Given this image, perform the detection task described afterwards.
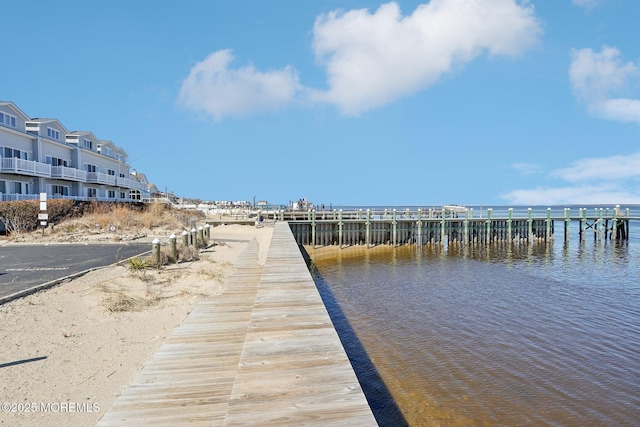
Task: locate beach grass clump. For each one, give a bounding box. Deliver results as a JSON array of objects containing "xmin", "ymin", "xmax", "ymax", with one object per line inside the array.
[
  {"xmin": 81, "ymin": 202, "xmax": 199, "ymax": 231},
  {"xmin": 101, "ymin": 287, "xmax": 161, "ymax": 312},
  {"xmin": 128, "ymin": 256, "xmax": 148, "ymax": 271},
  {"xmin": 178, "ymin": 245, "xmax": 200, "ymax": 262}
]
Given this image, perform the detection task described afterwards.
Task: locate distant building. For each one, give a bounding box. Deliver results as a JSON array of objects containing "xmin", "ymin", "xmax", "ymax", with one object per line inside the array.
[{"xmin": 0, "ymin": 101, "xmax": 152, "ymax": 202}]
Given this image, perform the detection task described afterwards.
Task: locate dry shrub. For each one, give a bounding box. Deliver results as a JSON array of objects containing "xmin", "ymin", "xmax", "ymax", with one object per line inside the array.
[
  {"xmin": 73, "ymin": 202, "xmax": 186, "ymax": 231},
  {"xmin": 140, "ymin": 203, "xmax": 175, "ymax": 229},
  {"xmin": 197, "ymin": 268, "xmax": 224, "ymax": 282},
  {"xmin": 0, "ymin": 200, "xmax": 39, "ymax": 235},
  {"xmin": 178, "ymin": 287, "xmax": 209, "ymax": 298},
  {"xmin": 15, "ymin": 200, "xmax": 206, "ymax": 241},
  {"xmin": 87, "ymin": 200, "xmax": 111, "ymax": 215},
  {"xmin": 102, "ymin": 288, "xmax": 161, "ymax": 312},
  {"xmin": 179, "ymin": 245, "xmax": 200, "ymax": 262},
  {"xmin": 47, "ymin": 199, "xmax": 75, "ymax": 223}
]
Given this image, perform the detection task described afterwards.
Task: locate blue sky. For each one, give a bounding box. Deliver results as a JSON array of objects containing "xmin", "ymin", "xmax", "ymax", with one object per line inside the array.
[{"xmin": 2, "ymin": 0, "xmax": 639, "ymax": 207}]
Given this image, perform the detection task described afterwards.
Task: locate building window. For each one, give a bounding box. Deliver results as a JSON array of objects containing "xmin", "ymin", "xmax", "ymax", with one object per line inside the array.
[
  {"xmin": 0, "ymin": 112, "xmax": 17, "ymax": 128},
  {"xmin": 87, "ymin": 188, "xmax": 97, "ymax": 198},
  {"xmin": 14, "ymin": 182, "xmax": 28, "ymax": 194},
  {"xmin": 120, "ymin": 191, "xmax": 126, "ymax": 199},
  {"xmin": 108, "ymin": 190, "xmax": 116, "ymax": 198},
  {"xmin": 45, "ymin": 156, "xmax": 68, "ymax": 167},
  {"xmin": 103, "ymin": 147, "xmax": 112, "ymax": 156},
  {"xmin": 3, "ymin": 147, "xmax": 27, "ymax": 160},
  {"xmin": 47, "ymin": 127, "xmax": 60, "ymax": 140},
  {"xmin": 52, "ymin": 185, "xmax": 69, "ymax": 196},
  {"xmin": 106, "ymin": 169, "xmax": 115, "ymax": 176},
  {"xmin": 83, "ymin": 139, "xmax": 93, "ymax": 149},
  {"xmin": 84, "ymin": 163, "xmax": 98, "ymax": 173},
  {"xmin": 0, "ymin": 180, "xmax": 5, "ymax": 193}
]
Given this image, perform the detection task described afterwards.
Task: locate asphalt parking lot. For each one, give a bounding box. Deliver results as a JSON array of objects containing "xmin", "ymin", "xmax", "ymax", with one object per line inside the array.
[{"xmin": 0, "ymin": 243, "xmax": 151, "ymax": 303}]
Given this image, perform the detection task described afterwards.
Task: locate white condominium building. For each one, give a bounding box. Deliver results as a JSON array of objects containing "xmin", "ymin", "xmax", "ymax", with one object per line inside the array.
[{"xmin": 0, "ymin": 101, "xmax": 150, "ymax": 202}]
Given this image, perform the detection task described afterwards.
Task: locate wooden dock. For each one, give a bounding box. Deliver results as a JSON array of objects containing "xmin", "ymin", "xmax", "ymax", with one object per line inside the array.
[
  {"xmin": 283, "ymin": 206, "xmax": 638, "ymax": 247},
  {"xmin": 97, "ymin": 223, "xmax": 376, "ymax": 426}
]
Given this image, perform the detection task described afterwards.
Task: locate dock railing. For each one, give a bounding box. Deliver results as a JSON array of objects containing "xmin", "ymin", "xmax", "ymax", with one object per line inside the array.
[{"xmin": 272, "ymin": 206, "xmax": 639, "ymax": 247}]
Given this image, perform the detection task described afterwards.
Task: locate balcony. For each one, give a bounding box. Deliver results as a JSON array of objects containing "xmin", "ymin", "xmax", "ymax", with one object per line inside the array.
[
  {"xmin": 51, "ymin": 166, "xmax": 87, "ymax": 182},
  {"xmin": 86, "ymin": 172, "xmax": 116, "ymax": 185},
  {"xmin": 1, "ymin": 158, "xmax": 51, "ymax": 177},
  {"xmin": 116, "ymin": 177, "xmax": 139, "ymax": 189}
]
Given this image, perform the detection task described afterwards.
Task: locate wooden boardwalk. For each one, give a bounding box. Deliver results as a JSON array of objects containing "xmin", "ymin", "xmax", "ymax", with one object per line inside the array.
[{"xmin": 97, "ymin": 223, "xmax": 376, "ymax": 426}]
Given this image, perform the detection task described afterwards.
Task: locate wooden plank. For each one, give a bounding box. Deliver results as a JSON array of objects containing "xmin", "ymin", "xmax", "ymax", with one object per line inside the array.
[
  {"xmin": 224, "ymin": 223, "xmax": 376, "ymax": 426},
  {"xmin": 96, "ymin": 239, "xmax": 264, "ymax": 426},
  {"xmin": 97, "ymin": 224, "xmax": 377, "ymax": 426}
]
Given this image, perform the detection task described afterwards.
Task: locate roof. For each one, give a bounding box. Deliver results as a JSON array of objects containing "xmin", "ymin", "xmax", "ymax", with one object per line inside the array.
[
  {"xmin": 27, "ymin": 118, "xmax": 71, "ymax": 134},
  {"xmin": 0, "ymin": 101, "xmax": 31, "ymax": 121},
  {"xmin": 67, "ymin": 130, "xmax": 100, "ymax": 143}
]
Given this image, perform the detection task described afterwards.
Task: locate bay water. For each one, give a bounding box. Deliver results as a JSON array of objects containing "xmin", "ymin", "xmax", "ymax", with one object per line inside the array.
[{"xmin": 307, "ymin": 205, "xmax": 640, "ymax": 426}]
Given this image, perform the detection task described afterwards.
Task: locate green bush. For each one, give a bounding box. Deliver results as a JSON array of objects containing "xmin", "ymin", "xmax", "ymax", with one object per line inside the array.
[{"xmin": 128, "ymin": 256, "xmax": 148, "ymax": 271}]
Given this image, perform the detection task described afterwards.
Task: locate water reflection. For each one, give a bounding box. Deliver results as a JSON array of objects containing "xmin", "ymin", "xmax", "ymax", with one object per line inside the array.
[{"xmin": 307, "ymin": 240, "xmax": 640, "ymax": 426}]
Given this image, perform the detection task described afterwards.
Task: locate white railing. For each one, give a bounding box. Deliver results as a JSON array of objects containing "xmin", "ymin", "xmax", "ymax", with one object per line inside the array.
[
  {"xmin": 0, "ymin": 194, "xmax": 145, "ymax": 203},
  {"xmin": 0, "ymin": 193, "xmax": 40, "ymax": 201},
  {"xmin": 1, "ymin": 158, "xmax": 51, "ymax": 177},
  {"xmin": 131, "ymin": 180, "xmax": 147, "ymax": 191},
  {"xmin": 0, "ymin": 158, "xmax": 152, "ymax": 202},
  {"xmin": 86, "ymin": 172, "xmax": 116, "ymax": 185},
  {"xmin": 51, "ymin": 166, "xmax": 87, "ymax": 181},
  {"xmin": 117, "ymin": 177, "xmax": 134, "ymax": 188},
  {"xmin": 116, "ymin": 177, "xmax": 146, "ymax": 190},
  {"xmin": 0, "ymin": 158, "xmax": 145, "ymax": 190}
]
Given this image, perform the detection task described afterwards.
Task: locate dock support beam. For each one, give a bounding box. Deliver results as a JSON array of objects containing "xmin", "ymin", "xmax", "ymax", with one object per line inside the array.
[
  {"xmin": 392, "ymin": 209, "xmax": 397, "ymax": 246},
  {"xmin": 463, "ymin": 209, "xmax": 469, "ymax": 245},
  {"xmin": 440, "ymin": 211, "xmax": 446, "ymax": 246},
  {"xmin": 366, "ymin": 209, "xmax": 371, "ymax": 248},
  {"xmin": 487, "ymin": 208, "xmax": 493, "ymax": 243},
  {"xmin": 311, "ymin": 210, "xmax": 316, "ymax": 248},
  {"xmin": 338, "ymin": 210, "xmax": 343, "ymax": 248},
  {"xmin": 417, "ymin": 209, "xmax": 422, "ymax": 246},
  {"xmin": 546, "ymin": 208, "xmax": 551, "ymax": 242}
]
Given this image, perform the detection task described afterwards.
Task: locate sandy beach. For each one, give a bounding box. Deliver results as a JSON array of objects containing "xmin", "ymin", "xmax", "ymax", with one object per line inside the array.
[{"xmin": 0, "ymin": 223, "xmax": 273, "ymax": 427}]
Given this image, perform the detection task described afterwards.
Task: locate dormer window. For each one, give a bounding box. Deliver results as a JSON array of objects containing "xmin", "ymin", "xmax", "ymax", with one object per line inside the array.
[
  {"xmin": 104, "ymin": 147, "xmax": 112, "ymax": 156},
  {"xmin": 0, "ymin": 112, "xmax": 17, "ymax": 128},
  {"xmin": 47, "ymin": 127, "xmax": 60, "ymax": 140},
  {"xmin": 83, "ymin": 139, "xmax": 93, "ymax": 149}
]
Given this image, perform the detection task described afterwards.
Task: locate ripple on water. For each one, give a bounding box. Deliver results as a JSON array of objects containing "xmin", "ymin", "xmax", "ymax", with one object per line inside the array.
[{"xmin": 311, "ymin": 242, "xmax": 640, "ymax": 426}]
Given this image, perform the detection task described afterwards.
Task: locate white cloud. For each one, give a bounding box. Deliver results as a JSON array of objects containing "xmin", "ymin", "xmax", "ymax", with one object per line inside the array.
[
  {"xmin": 572, "ymin": 0, "xmax": 599, "ymax": 10},
  {"xmin": 311, "ymin": 0, "xmax": 542, "ymax": 115},
  {"xmin": 553, "ymin": 152, "xmax": 640, "ymax": 181},
  {"xmin": 595, "ymin": 98, "xmax": 640, "ymax": 123},
  {"xmin": 569, "ymin": 46, "xmax": 640, "ymax": 124},
  {"xmin": 179, "ymin": 1, "xmax": 541, "ymax": 119},
  {"xmin": 503, "ymin": 184, "xmax": 640, "ymax": 205},
  {"xmin": 178, "ymin": 49, "xmax": 302, "ymax": 120},
  {"xmin": 511, "ymin": 162, "xmax": 545, "ymax": 175},
  {"xmin": 503, "ymin": 152, "xmax": 640, "ymax": 204}
]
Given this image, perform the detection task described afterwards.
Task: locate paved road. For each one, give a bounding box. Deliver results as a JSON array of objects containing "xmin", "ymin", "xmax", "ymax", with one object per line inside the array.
[{"xmin": 0, "ymin": 243, "xmax": 151, "ymax": 302}]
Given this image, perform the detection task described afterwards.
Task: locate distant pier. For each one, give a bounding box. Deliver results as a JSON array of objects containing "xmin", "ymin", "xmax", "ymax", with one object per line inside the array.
[{"xmin": 271, "ymin": 206, "xmax": 638, "ymax": 247}]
